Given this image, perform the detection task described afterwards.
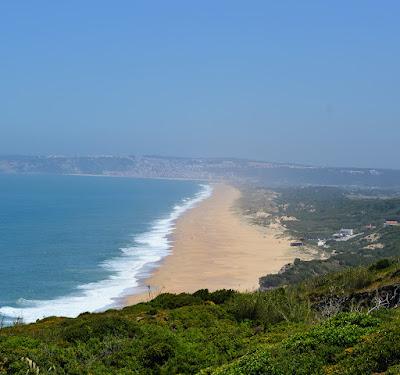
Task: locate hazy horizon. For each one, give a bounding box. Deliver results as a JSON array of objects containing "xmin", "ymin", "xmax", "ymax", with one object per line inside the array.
[
  {"xmin": 2, "ymin": 153, "xmax": 400, "ymax": 172},
  {"xmin": 1, "ymin": 2, "xmax": 399, "ymax": 169}
]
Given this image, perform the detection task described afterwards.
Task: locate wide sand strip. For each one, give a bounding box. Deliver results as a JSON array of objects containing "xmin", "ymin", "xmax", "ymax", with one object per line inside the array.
[{"xmin": 125, "ymin": 183, "xmax": 311, "ymax": 305}]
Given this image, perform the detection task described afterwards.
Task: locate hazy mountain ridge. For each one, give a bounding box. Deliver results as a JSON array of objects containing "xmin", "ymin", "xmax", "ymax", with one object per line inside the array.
[{"xmin": 0, "ymin": 155, "xmax": 399, "ymax": 188}]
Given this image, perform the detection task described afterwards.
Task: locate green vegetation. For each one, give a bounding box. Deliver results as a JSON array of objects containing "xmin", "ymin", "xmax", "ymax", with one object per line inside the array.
[
  {"xmin": 241, "ymin": 186, "xmax": 400, "ymax": 289},
  {"xmin": 273, "ymin": 186, "xmax": 400, "ymax": 238},
  {"xmin": 2, "ymin": 186, "xmax": 400, "ymax": 373},
  {"xmin": 2, "ymin": 260, "xmax": 400, "ymax": 374}
]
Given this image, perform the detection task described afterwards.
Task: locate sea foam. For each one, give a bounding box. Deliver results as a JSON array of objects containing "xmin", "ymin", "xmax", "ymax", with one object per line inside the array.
[{"xmin": 0, "ymin": 184, "xmax": 213, "ymax": 324}]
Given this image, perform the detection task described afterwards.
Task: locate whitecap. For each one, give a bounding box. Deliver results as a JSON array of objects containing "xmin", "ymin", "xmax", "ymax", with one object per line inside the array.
[{"xmin": 0, "ymin": 184, "xmax": 213, "ymax": 323}]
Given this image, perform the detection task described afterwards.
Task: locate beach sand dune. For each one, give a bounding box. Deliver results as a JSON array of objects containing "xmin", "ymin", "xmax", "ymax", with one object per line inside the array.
[{"xmin": 125, "ymin": 183, "xmax": 310, "ymax": 305}]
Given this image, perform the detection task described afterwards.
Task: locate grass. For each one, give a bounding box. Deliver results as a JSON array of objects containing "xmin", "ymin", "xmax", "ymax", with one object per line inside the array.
[{"xmin": 1, "ymin": 259, "xmax": 400, "ymax": 374}]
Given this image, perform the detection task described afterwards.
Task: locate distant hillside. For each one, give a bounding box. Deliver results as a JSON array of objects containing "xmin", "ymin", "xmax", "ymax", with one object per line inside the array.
[
  {"xmin": 1, "ymin": 155, "xmax": 400, "ymax": 188},
  {"xmin": 240, "ymin": 185, "xmax": 400, "ymax": 290}
]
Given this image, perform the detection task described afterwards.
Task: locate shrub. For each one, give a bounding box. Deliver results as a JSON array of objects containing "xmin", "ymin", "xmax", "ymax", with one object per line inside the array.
[
  {"xmin": 150, "ymin": 293, "xmax": 202, "ymax": 309},
  {"xmin": 284, "ymin": 312, "xmax": 380, "ymax": 352},
  {"xmin": 213, "ymin": 350, "xmax": 280, "ymax": 375},
  {"xmin": 227, "ymin": 288, "xmax": 312, "ymax": 327},
  {"xmin": 334, "ymin": 316, "xmax": 400, "ymax": 374},
  {"xmin": 193, "ymin": 289, "xmax": 236, "ymax": 305},
  {"xmin": 307, "ymin": 267, "xmax": 374, "ymax": 295},
  {"xmin": 61, "ymin": 315, "xmax": 140, "ymax": 342},
  {"xmin": 141, "ymin": 341, "xmax": 174, "ymax": 368},
  {"xmin": 226, "ymin": 293, "xmax": 259, "ymax": 322},
  {"xmin": 369, "ymin": 258, "xmax": 392, "ymax": 271}
]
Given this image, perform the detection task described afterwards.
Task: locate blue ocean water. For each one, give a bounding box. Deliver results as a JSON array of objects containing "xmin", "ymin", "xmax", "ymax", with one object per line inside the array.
[{"xmin": 0, "ymin": 174, "xmax": 211, "ymax": 323}]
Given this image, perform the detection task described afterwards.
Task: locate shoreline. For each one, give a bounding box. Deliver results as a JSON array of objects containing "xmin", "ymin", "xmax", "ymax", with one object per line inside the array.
[
  {"xmin": 124, "ymin": 183, "xmax": 314, "ymax": 305},
  {"xmin": 2, "ymin": 171, "xmax": 214, "ymax": 182},
  {"xmin": 14, "ymin": 171, "xmax": 214, "ymax": 182},
  {"xmin": 0, "ymin": 180, "xmax": 213, "ymax": 324}
]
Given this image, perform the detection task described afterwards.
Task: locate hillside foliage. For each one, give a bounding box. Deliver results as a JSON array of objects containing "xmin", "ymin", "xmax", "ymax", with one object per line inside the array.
[{"xmin": 2, "ymin": 259, "xmax": 400, "ymax": 374}]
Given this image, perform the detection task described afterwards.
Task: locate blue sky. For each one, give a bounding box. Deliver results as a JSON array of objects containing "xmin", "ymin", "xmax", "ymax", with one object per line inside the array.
[{"xmin": 1, "ymin": 1, "xmax": 399, "ymax": 168}]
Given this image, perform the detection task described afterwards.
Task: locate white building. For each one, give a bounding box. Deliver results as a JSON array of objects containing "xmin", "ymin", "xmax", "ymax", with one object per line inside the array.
[{"xmin": 339, "ymin": 228, "xmax": 354, "ymax": 236}]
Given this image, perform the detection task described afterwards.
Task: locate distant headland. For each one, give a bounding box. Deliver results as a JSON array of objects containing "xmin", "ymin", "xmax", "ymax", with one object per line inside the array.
[{"xmin": 1, "ymin": 154, "xmax": 399, "ymax": 188}]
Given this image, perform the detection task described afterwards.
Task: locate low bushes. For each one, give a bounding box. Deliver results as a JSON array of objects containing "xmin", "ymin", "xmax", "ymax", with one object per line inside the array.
[
  {"xmin": 369, "ymin": 258, "xmax": 393, "ymax": 271},
  {"xmin": 227, "ymin": 288, "xmax": 312, "ymax": 327},
  {"xmin": 1, "ymin": 264, "xmax": 400, "ymax": 374}
]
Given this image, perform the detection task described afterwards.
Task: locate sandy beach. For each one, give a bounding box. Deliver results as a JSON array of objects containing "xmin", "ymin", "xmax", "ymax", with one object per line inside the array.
[{"xmin": 125, "ymin": 183, "xmax": 312, "ymax": 305}]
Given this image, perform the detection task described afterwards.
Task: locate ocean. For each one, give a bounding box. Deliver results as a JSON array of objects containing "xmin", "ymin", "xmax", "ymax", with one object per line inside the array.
[{"xmin": 0, "ymin": 174, "xmax": 211, "ymax": 324}]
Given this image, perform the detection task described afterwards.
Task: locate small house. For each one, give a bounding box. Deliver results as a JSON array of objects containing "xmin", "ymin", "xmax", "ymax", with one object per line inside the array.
[
  {"xmin": 385, "ymin": 219, "xmax": 400, "ymax": 226},
  {"xmin": 290, "ymin": 241, "xmax": 304, "ymax": 247}
]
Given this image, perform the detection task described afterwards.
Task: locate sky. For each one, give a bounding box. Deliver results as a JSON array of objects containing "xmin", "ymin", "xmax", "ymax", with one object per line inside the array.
[{"xmin": 0, "ymin": 1, "xmax": 399, "ymax": 169}]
